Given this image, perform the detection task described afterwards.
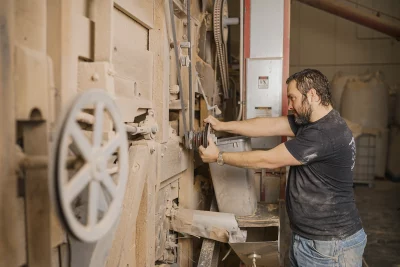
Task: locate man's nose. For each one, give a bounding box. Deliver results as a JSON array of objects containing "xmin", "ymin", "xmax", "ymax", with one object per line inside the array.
[{"xmin": 288, "ymin": 101, "xmax": 293, "ymax": 110}]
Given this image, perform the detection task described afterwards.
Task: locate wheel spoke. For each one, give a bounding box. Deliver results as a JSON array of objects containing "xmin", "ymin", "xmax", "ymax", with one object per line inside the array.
[
  {"xmin": 108, "ymin": 166, "xmax": 118, "ymax": 175},
  {"xmin": 93, "ymin": 102, "xmax": 105, "ymax": 148},
  {"xmin": 70, "ymin": 121, "xmax": 92, "ymax": 161},
  {"xmin": 87, "ymin": 181, "xmax": 100, "ymax": 227},
  {"xmin": 102, "ymin": 134, "xmax": 122, "ymax": 159},
  {"xmin": 100, "ymin": 173, "xmax": 117, "ymax": 199},
  {"xmin": 65, "ymin": 164, "xmax": 91, "ymax": 203}
]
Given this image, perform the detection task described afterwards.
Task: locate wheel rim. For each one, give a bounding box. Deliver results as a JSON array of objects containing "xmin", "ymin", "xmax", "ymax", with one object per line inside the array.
[{"xmin": 54, "ymin": 89, "xmax": 128, "ymax": 243}]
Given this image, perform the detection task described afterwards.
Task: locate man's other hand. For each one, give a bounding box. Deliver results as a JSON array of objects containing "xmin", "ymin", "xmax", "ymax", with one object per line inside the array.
[
  {"xmin": 204, "ymin": 115, "xmax": 223, "ymax": 131},
  {"xmin": 199, "ymin": 137, "xmax": 220, "ymax": 163}
]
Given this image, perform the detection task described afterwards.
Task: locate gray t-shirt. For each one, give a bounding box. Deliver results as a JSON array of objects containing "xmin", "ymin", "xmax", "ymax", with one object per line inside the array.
[{"xmin": 285, "ymin": 109, "xmax": 362, "ymax": 241}]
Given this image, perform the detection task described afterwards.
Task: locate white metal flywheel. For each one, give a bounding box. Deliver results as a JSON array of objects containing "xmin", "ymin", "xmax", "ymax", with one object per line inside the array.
[{"xmin": 53, "ymin": 89, "xmax": 128, "ymax": 243}]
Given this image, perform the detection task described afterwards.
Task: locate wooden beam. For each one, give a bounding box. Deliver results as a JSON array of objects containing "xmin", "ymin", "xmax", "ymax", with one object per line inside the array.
[
  {"xmin": 197, "ymin": 240, "xmax": 220, "ymax": 267},
  {"xmin": 236, "ymin": 203, "xmax": 279, "ymax": 228},
  {"xmin": 92, "ymin": 0, "xmax": 113, "ymax": 62},
  {"xmin": 149, "ymin": 0, "xmax": 170, "ymax": 143},
  {"xmin": 23, "ymin": 122, "xmax": 52, "ymax": 267},
  {"xmin": 106, "ymin": 144, "xmax": 150, "ymax": 267},
  {"xmin": 0, "ymin": 1, "xmax": 21, "ymax": 266},
  {"xmin": 178, "ymin": 150, "xmax": 195, "ymax": 267},
  {"xmin": 197, "ymin": 198, "xmax": 220, "ymax": 267},
  {"xmin": 114, "ymin": 0, "xmax": 154, "ymax": 29}
]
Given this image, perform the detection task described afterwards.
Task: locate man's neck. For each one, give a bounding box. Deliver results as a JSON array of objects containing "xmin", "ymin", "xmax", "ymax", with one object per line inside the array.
[{"xmin": 310, "ymin": 104, "xmax": 333, "ymax": 122}]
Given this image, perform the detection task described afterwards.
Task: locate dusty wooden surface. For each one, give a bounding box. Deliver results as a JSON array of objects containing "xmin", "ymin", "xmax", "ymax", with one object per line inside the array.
[
  {"xmin": 236, "ymin": 203, "xmax": 280, "ymax": 228},
  {"xmin": 197, "ymin": 198, "xmax": 220, "ymax": 267},
  {"xmin": 0, "ymin": 1, "xmax": 21, "ymax": 266},
  {"xmin": 178, "ymin": 152, "xmax": 196, "ymax": 267},
  {"xmin": 24, "ymin": 123, "xmax": 52, "ymax": 267},
  {"xmin": 114, "ymin": 0, "xmax": 154, "ymax": 29},
  {"xmin": 92, "ymin": 0, "xmax": 113, "ymax": 62},
  {"xmin": 4, "ymin": 0, "xmax": 219, "ymax": 266},
  {"xmin": 106, "ymin": 144, "xmax": 150, "ymax": 267},
  {"xmin": 149, "ymin": 0, "xmax": 170, "ymax": 143},
  {"xmin": 197, "ymin": 239, "xmax": 220, "ymax": 267}
]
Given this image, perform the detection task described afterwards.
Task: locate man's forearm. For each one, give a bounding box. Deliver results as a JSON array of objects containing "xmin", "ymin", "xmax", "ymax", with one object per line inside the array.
[
  {"xmin": 222, "ymin": 150, "xmax": 277, "ymax": 169},
  {"xmin": 219, "ymin": 117, "xmax": 294, "ymax": 138},
  {"xmin": 220, "ymin": 120, "xmax": 247, "ymax": 135},
  {"xmin": 220, "ymin": 118, "xmax": 267, "ymax": 136}
]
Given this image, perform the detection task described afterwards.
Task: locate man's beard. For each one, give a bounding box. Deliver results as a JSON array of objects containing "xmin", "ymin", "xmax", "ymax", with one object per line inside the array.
[{"xmin": 294, "ymin": 101, "xmax": 312, "ymax": 125}]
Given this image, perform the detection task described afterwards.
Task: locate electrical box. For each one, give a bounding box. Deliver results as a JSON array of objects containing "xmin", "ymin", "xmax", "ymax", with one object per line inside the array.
[
  {"xmin": 246, "ymin": 59, "xmax": 283, "ymax": 149},
  {"xmin": 245, "ymin": 0, "xmax": 285, "ymax": 150}
]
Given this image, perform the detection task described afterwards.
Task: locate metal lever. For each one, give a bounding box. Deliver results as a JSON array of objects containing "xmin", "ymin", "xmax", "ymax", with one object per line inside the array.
[{"xmin": 197, "ymin": 76, "xmax": 222, "ymax": 116}]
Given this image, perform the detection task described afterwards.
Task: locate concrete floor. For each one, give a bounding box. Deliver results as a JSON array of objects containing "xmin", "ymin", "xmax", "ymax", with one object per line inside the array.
[{"xmin": 355, "ymin": 180, "xmax": 400, "ymax": 267}]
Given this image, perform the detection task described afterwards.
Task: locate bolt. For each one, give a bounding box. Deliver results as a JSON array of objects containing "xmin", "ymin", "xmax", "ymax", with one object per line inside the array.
[
  {"xmin": 150, "ymin": 147, "xmax": 155, "ymax": 154},
  {"xmin": 91, "ymin": 73, "xmax": 99, "ymax": 81},
  {"xmin": 161, "ymin": 153, "xmax": 164, "ymax": 157},
  {"xmin": 107, "ymin": 69, "xmax": 115, "ymax": 76}
]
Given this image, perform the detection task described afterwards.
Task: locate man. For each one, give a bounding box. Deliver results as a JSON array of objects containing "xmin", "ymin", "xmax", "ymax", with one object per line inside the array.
[{"xmin": 199, "ymin": 69, "xmax": 366, "ymax": 267}]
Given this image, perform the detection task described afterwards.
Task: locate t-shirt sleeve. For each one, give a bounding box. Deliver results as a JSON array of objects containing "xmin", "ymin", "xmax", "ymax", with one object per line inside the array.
[
  {"xmin": 287, "ymin": 114, "xmax": 299, "ymax": 135},
  {"xmin": 284, "ymin": 128, "xmax": 331, "ymax": 165}
]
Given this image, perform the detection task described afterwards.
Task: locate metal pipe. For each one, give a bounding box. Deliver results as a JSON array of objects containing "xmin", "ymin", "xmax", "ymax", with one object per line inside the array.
[
  {"xmin": 169, "ymin": 0, "xmax": 188, "ymax": 134},
  {"xmin": 296, "ymin": 0, "xmax": 400, "ymax": 40},
  {"xmin": 125, "ymin": 124, "xmax": 139, "ymax": 134},
  {"xmin": 223, "ymin": 17, "xmax": 240, "ymax": 27},
  {"xmin": 236, "ymin": 0, "xmax": 244, "ymax": 121},
  {"xmin": 187, "ymin": 0, "xmax": 193, "ymax": 131}
]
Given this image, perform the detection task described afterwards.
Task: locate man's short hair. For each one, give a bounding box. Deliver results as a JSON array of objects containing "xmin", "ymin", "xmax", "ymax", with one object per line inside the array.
[{"xmin": 286, "ymin": 69, "xmax": 332, "ymax": 106}]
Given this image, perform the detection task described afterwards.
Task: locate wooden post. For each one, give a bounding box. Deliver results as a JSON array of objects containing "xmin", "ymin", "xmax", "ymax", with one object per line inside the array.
[
  {"xmin": 178, "ymin": 150, "xmax": 195, "ymax": 267},
  {"xmin": 150, "ymin": 0, "xmax": 170, "ymax": 144},
  {"xmin": 0, "ymin": 1, "xmax": 21, "ymax": 266},
  {"xmin": 23, "ymin": 123, "xmax": 52, "ymax": 267}
]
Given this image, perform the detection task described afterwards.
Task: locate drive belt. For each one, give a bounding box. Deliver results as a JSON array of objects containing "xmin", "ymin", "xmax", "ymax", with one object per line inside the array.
[{"xmin": 214, "ymin": 0, "xmax": 229, "ymax": 99}]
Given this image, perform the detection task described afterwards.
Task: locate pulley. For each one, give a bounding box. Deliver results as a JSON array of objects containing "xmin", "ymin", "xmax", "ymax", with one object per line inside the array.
[
  {"xmin": 51, "ymin": 89, "xmax": 128, "ymax": 243},
  {"xmin": 184, "ymin": 123, "xmax": 217, "ymax": 150}
]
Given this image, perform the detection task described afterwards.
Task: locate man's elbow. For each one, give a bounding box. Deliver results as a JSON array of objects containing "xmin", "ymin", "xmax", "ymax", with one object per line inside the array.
[{"xmin": 258, "ymin": 156, "xmax": 285, "ymax": 169}]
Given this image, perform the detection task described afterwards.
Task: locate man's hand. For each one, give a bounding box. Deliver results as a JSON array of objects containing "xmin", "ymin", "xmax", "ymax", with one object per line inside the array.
[
  {"xmin": 199, "ymin": 137, "xmax": 220, "ymax": 163},
  {"xmin": 204, "ymin": 115, "xmax": 224, "ymax": 131}
]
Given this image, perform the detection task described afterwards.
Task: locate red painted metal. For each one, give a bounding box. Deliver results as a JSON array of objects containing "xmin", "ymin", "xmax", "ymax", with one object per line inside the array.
[
  {"xmin": 243, "ymin": 0, "xmax": 251, "ymax": 119},
  {"xmin": 244, "ymin": 0, "xmax": 251, "ymax": 59},
  {"xmin": 280, "ymin": 0, "xmax": 291, "ymax": 200},
  {"xmin": 281, "ymin": 0, "xmax": 291, "ymax": 143},
  {"xmin": 297, "ymin": 0, "xmax": 400, "ymax": 40}
]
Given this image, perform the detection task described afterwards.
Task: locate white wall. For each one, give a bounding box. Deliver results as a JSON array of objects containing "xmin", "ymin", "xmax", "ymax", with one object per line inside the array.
[{"xmin": 289, "ymin": 0, "xmax": 400, "ymax": 87}]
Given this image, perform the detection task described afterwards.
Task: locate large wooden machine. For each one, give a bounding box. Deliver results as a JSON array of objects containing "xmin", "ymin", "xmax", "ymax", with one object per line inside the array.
[{"xmin": 0, "ymin": 0, "xmax": 290, "ymax": 266}]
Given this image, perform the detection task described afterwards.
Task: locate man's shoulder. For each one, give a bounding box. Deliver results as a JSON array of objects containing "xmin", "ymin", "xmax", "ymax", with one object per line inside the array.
[{"xmin": 317, "ymin": 110, "xmax": 350, "ymax": 132}]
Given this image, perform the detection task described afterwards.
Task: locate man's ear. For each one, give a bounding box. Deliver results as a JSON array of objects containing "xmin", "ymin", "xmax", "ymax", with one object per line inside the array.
[{"xmin": 309, "ymin": 88, "xmax": 320, "ymax": 102}]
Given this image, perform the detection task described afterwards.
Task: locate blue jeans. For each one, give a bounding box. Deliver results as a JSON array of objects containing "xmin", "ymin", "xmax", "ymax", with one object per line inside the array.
[{"xmin": 290, "ymin": 229, "xmax": 367, "ymax": 267}]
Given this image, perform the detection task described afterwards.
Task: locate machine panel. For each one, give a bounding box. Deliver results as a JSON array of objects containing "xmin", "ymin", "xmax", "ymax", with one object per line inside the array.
[
  {"xmin": 250, "ymin": 0, "xmax": 284, "ymax": 59},
  {"xmin": 246, "ymin": 58, "xmax": 283, "ymax": 149}
]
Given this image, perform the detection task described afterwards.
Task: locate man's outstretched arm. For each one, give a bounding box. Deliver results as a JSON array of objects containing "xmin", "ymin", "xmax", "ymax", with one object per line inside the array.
[
  {"xmin": 205, "ymin": 115, "xmax": 295, "ymax": 138},
  {"xmin": 199, "ymin": 138, "xmax": 301, "ymax": 169}
]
